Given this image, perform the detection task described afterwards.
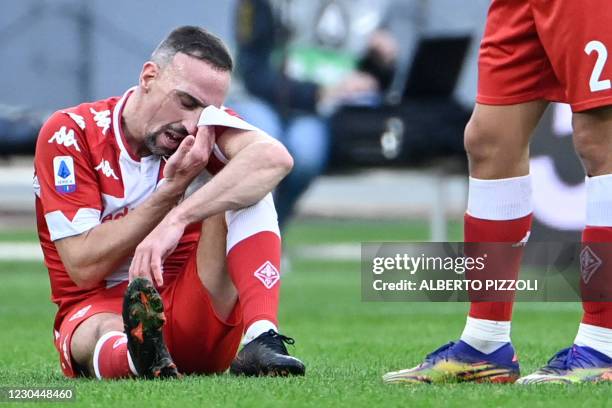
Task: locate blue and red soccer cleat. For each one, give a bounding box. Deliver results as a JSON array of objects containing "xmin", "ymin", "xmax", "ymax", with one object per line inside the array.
[
  {"xmin": 517, "ymin": 345, "xmax": 612, "ymax": 384},
  {"xmin": 383, "ymin": 340, "xmax": 520, "ymax": 384}
]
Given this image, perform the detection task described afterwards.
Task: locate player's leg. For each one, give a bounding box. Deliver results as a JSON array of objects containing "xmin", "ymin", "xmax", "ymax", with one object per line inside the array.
[
  {"xmin": 195, "ymin": 213, "xmax": 238, "ymax": 321},
  {"xmin": 383, "ymin": 0, "xmax": 563, "ymax": 384},
  {"xmin": 224, "ymin": 193, "xmax": 305, "ymax": 376},
  {"xmin": 569, "ymin": 108, "xmax": 612, "ymax": 370},
  {"xmin": 55, "ymin": 286, "xmax": 136, "ymax": 379},
  {"xmin": 461, "ymin": 100, "xmax": 546, "ymax": 348},
  {"xmin": 511, "ymin": 0, "xmax": 612, "ymax": 385},
  {"xmin": 155, "ymin": 213, "xmax": 242, "ymax": 375},
  {"xmin": 518, "ymin": 108, "xmax": 612, "ymax": 384},
  {"xmin": 384, "ymin": 102, "xmax": 545, "ymax": 384},
  {"xmin": 70, "ymin": 313, "xmax": 126, "ymax": 378},
  {"xmin": 162, "ymin": 206, "xmax": 304, "ymax": 376}
]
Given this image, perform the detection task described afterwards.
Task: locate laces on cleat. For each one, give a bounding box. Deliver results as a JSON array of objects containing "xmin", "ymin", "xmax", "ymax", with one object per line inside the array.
[
  {"xmin": 423, "ymin": 342, "xmax": 456, "ymax": 364},
  {"xmin": 539, "ymin": 346, "xmax": 598, "ymax": 374},
  {"xmin": 256, "ymin": 329, "xmax": 295, "ymax": 354},
  {"xmin": 230, "ymin": 329, "xmax": 305, "ymax": 376}
]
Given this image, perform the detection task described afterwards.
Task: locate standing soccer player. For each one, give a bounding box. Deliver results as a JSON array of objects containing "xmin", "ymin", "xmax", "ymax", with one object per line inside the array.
[
  {"xmin": 35, "ymin": 26, "xmax": 305, "ymax": 379},
  {"xmin": 384, "ymin": 0, "xmax": 612, "ymax": 384}
]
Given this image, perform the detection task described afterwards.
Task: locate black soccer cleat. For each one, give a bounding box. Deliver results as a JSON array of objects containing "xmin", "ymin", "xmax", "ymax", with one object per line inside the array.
[
  {"xmin": 123, "ymin": 278, "xmax": 179, "ymax": 379},
  {"xmin": 230, "ymin": 329, "xmax": 305, "ymax": 377}
]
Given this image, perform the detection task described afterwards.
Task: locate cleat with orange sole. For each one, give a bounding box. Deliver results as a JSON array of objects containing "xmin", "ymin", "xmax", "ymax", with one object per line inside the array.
[{"xmin": 123, "ymin": 278, "xmax": 179, "ymax": 379}]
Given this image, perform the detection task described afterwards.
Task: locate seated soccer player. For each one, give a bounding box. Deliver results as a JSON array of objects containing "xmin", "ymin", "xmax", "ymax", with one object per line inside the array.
[{"xmin": 34, "ymin": 26, "xmax": 305, "ymax": 379}]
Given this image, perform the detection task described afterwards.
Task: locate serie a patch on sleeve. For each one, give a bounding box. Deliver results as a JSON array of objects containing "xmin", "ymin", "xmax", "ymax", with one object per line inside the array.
[{"xmin": 53, "ymin": 156, "xmax": 77, "ymax": 194}]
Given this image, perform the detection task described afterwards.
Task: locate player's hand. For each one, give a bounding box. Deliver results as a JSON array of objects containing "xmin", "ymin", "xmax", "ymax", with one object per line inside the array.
[
  {"xmin": 128, "ymin": 217, "xmax": 186, "ymax": 286},
  {"xmin": 163, "ymin": 125, "xmax": 215, "ymax": 192}
]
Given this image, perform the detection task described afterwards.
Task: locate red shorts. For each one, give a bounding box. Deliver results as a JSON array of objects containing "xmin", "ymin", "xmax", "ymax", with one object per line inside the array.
[
  {"xmin": 55, "ymin": 251, "xmax": 243, "ymax": 377},
  {"xmin": 478, "ymin": 0, "xmax": 612, "ymax": 112}
]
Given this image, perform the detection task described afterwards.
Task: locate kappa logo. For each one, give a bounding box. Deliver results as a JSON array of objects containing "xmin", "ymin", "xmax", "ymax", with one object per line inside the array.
[
  {"xmin": 63, "ymin": 111, "xmax": 86, "ymax": 130},
  {"xmin": 512, "ymin": 231, "xmax": 531, "ymax": 247},
  {"xmin": 48, "ymin": 126, "xmax": 81, "ymax": 152},
  {"xmin": 253, "ymin": 261, "xmax": 280, "ymax": 289},
  {"xmin": 62, "ymin": 337, "xmax": 71, "ymax": 368},
  {"xmin": 90, "ymin": 108, "xmax": 111, "ymax": 134},
  {"xmin": 112, "ymin": 336, "xmax": 128, "ymax": 349},
  {"xmin": 95, "ymin": 159, "xmax": 119, "ymax": 180},
  {"xmin": 580, "ymin": 245, "xmax": 602, "ymax": 284},
  {"xmin": 68, "ymin": 304, "xmax": 92, "ymax": 322}
]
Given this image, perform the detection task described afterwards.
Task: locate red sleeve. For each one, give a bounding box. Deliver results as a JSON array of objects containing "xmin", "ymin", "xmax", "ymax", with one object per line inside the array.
[{"xmin": 34, "ymin": 111, "xmax": 102, "ymax": 241}]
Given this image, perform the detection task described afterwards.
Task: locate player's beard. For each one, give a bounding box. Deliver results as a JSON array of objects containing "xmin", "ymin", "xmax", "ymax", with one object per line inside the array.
[{"xmin": 144, "ymin": 123, "xmax": 188, "ymax": 157}]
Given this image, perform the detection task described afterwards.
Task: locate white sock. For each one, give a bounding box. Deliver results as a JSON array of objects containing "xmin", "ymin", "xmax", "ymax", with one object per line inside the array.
[
  {"xmin": 574, "ymin": 323, "xmax": 612, "ymax": 359},
  {"xmin": 460, "ymin": 317, "xmax": 511, "ymax": 354},
  {"xmin": 586, "ymin": 174, "xmax": 612, "ymax": 226},
  {"xmin": 242, "ymin": 320, "xmax": 278, "ymax": 345},
  {"xmin": 467, "ymin": 175, "xmax": 532, "ymax": 220}
]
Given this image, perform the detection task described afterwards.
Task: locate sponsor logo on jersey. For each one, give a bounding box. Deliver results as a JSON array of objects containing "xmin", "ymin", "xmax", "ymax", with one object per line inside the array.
[
  {"xmin": 95, "ymin": 159, "xmax": 119, "ymax": 180},
  {"xmin": 101, "ymin": 206, "xmax": 129, "ymax": 223},
  {"xmin": 63, "ymin": 111, "xmax": 86, "ymax": 130},
  {"xmin": 53, "ymin": 156, "xmax": 76, "ymax": 193},
  {"xmin": 48, "ymin": 126, "xmax": 81, "ymax": 152},
  {"xmin": 90, "ymin": 108, "xmax": 111, "ymax": 134},
  {"xmin": 253, "ymin": 261, "xmax": 280, "ymax": 289}
]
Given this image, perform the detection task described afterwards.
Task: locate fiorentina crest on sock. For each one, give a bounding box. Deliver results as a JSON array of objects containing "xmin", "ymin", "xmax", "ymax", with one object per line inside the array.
[
  {"xmin": 580, "ymin": 246, "xmax": 602, "ymax": 284},
  {"xmin": 254, "ymin": 261, "xmax": 280, "ymax": 289}
]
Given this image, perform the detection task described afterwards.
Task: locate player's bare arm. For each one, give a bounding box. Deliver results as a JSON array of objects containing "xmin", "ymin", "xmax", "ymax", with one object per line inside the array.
[
  {"xmin": 56, "ymin": 124, "xmax": 215, "ymax": 289},
  {"xmin": 129, "ymin": 126, "xmax": 293, "ymax": 284}
]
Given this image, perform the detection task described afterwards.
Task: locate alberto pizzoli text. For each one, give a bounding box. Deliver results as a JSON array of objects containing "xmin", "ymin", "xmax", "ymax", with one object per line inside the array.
[{"xmin": 372, "ymin": 279, "xmax": 538, "ymax": 292}]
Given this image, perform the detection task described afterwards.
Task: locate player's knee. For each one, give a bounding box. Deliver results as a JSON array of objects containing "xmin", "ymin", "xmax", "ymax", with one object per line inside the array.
[
  {"xmin": 70, "ymin": 313, "xmax": 122, "ymax": 373},
  {"xmin": 464, "ymin": 114, "xmax": 529, "ymax": 177},
  {"xmin": 464, "ymin": 116, "xmax": 502, "ymax": 167},
  {"xmin": 573, "ymin": 110, "xmax": 612, "ymax": 175}
]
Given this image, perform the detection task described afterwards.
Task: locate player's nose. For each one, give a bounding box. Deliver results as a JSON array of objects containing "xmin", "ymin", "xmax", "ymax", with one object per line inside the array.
[{"xmin": 183, "ymin": 117, "xmax": 198, "ymax": 136}]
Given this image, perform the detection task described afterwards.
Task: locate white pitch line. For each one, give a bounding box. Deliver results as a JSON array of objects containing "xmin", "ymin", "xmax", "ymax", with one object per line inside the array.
[
  {"xmin": 0, "ymin": 242, "xmax": 43, "ymax": 261},
  {"xmin": 291, "ymin": 243, "xmax": 361, "ymax": 262}
]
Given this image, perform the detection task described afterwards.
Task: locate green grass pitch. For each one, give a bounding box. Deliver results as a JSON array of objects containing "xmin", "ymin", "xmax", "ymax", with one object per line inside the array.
[{"xmin": 0, "ymin": 220, "xmax": 610, "ymax": 407}]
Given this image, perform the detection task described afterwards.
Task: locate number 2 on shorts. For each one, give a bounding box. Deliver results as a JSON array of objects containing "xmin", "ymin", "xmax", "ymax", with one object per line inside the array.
[{"xmin": 585, "ymin": 40, "xmax": 612, "ymax": 92}]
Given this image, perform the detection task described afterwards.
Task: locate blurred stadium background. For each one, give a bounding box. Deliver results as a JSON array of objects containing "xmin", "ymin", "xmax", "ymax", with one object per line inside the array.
[{"xmin": 0, "ymin": 1, "xmax": 602, "ymax": 406}]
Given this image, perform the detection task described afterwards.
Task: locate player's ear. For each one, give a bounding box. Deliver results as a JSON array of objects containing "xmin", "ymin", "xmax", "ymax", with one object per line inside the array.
[{"xmin": 140, "ymin": 61, "xmax": 160, "ymax": 93}]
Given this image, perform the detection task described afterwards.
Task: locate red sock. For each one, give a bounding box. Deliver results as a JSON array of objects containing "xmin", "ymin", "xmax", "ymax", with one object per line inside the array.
[
  {"xmin": 93, "ymin": 331, "xmax": 135, "ymax": 379},
  {"xmin": 581, "ymin": 227, "xmax": 612, "ymax": 329},
  {"xmin": 227, "ymin": 231, "xmax": 281, "ymax": 329},
  {"xmin": 465, "ymin": 213, "xmax": 532, "ymax": 321}
]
